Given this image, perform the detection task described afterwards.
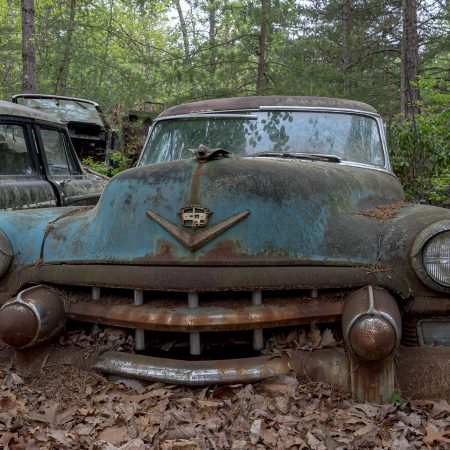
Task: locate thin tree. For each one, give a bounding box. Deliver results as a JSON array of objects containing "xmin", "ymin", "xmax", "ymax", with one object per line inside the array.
[
  {"xmin": 256, "ymin": 0, "xmax": 269, "ymax": 95},
  {"xmin": 208, "ymin": 0, "xmax": 217, "ymax": 75},
  {"xmin": 401, "ymin": 0, "xmax": 419, "ymax": 117},
  {"xmin": 21, "ymin": 0, "xmax": 37, "ymax": 93},
  {"xmin": 54, "ymin": 0, "xmax": 77, "ymax": 94},
  {"xmin": 174, "ymin": 0, "xmax": 191, "ymax": 65}
]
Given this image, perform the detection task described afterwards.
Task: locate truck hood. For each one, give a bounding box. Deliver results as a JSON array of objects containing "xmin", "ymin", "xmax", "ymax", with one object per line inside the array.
[{"xmin": 42, "ymin": 158, "xmax": 404, "ymax": 266}]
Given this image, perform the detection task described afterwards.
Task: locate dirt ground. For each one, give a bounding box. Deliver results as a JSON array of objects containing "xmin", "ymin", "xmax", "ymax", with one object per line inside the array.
[{"xmin": 0, "ymin": 362, "xmax": 449, "ymax": 450}]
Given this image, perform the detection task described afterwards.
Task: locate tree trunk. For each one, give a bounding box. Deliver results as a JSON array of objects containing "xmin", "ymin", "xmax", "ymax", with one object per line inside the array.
[
  {"xmin": 256, "ymin": 0, "xmax": 269, "ymax": 95},
  {"xmin": 4, "ymin": 0, "xmax": 16, "ymax": 99},
  {"xmin": 139, "ymin": 1, "xmax": 152, "ymax": 81},
  {"xmin": 21, "ymin": 0, "xmax": 37, "ymax": 93},
  {"xmin": 54, "ymin": 0, "xmax": 77, "ymax": 94},
  {"xmin": 98, "ymin": 0, "xmax": 114, "ymax": 88},
  {"xmin": 174, "ymin": 0, "xmax": 190, "ymax": 65},
  {"xmin": 341, "ymin": 0, "xmax": 351, "ymax": 96},
  {"xmin": 401, "ymin": 0, "xmax": 419, "ymax": 117},
  {"xmin": 208, "ymin": 0, "xmax": 216, "ymax": 75}
]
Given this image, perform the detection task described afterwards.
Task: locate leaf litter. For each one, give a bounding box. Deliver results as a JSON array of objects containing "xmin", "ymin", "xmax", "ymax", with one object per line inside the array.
[{"xmin": 0, "ymin": 327, "xmax": 448, "ymax": 449}]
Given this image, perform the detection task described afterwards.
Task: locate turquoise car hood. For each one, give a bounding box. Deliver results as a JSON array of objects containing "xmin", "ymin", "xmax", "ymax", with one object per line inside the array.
[{"xmin": 42, "ymin": 158, "xmax": 404, "ymax": 266}]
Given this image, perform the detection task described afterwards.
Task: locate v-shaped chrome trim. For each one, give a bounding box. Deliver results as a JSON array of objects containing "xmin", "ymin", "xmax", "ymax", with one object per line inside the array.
[{"xmin": 146, "ymin": 209, "xmax": 250, "ymax": 252}]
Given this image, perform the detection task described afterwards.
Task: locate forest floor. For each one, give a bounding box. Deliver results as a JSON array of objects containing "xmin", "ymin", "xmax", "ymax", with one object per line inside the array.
[{"xmin": 0, "ymin": 328, "xmax": 449, "ymax": 449}]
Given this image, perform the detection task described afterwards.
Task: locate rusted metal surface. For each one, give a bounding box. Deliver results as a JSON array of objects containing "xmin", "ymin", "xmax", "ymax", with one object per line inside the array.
[
  {"xmin": 41, "ymin": 158, "xmax": 406, "ymax": 267},
  {"xmin": 342, "ymin": 287, "xmax": 401, "ymax": 360},
  {"xmin": 94, "ymin": 351, "xmax": 293, "ymax": 385},
  {"xmin": 350, "ymin": 355, "xmax": 396, "ymax": 403},
  {"xmin": 146, "ymin": 208, "xmax": 251, "ymax": 252},
  {"xmin": 397, "ymin": 346, "xmax": 450, "ymax": 400},
  {"xmin": 0, "ymin": 230, "xmax": 12, "ymax": 278},
  {"xmin": 349, "ymin": 317, "xmax": 396, "ymax": 360},
  {"xmin": 0, "ymin": 304, "xmax": 38, "ymax": 348},
  {"xmin": 66, "ymin": 295, "xmax": 343, "ymax": 332},
  {"xmin": 0, "ymin": 285, "xmax": 65, "ymax": 349},
  {"xmin": 405, "ymin": 297, "xmax": 450, "ymax": 315},
  {"xmin": 1, "ymin": 343, "xmax": 448, "ymax": 399},
  {"xmin": 35, "ymin": 265, "xmax": 411, "ymax": 295},
  {"xmin": 159, "ymin": 96, "xmax": 378, "ymax": 117},
  {"xmin": 294, "ymin": 348, "xmax": 351, "ymax": 391}
]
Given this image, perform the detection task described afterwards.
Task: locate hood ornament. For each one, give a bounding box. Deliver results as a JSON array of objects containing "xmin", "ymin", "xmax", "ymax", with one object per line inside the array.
[
  {"xmin": 179, "ymin": 205, "xmax": 211, "ymax": 228},
  {"xmin": 189, "ymin": 144, "xmax": 230, "ymax": 163},
  {"xmin": 146, "ymin": 208, "xmax": 250, "ymax": 252}
]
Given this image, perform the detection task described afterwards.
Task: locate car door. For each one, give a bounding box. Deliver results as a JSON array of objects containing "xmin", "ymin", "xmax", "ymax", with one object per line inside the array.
[
  {"xmin": 0, "ymin": 118, "xmax": 58, "ymax": 211},
  {"xmin": 35, "ymin": 124, "xmax": 106, "ymax": 206}
]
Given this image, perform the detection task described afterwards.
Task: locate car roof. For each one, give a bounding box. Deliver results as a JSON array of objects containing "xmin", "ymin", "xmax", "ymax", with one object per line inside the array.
[
  {"xmin": 159, "ymin": 96, "xmax": 378, "ymax": 117},
  {"xmin": 12, "ymin": 93, "xmax": 99, "ymax": 107},
  {"xmin": 0, "ymin": 100, "xmax": 64, "ymax": 125}
]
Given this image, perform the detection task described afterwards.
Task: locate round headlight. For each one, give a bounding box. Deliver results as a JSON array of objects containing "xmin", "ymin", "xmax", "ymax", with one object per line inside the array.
[
  {"xmin": 0, "ymin": 230, "xmax": 13, "ymax": 279},
  {"xmin": 411, "ymin": 220, "xmax": 450, "ymax": 292},
  {"xmin": 423, "ymin": 231, "xmax": 450, "ymax": 286}
]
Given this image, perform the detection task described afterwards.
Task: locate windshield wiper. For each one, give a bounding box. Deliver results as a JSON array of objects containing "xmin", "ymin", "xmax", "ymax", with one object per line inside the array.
[{"xmin": 250, "ymin": 151, "xmax": 341, "ymax": 163}]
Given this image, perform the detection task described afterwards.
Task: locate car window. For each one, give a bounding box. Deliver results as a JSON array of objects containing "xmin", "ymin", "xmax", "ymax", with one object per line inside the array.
[
  {"xmin": 141, "ymin": 111, "xmax": 385, "ymax": 167},
  {"xmin": 40, "ymin": 128, "xmax": 77, "ymax": 176},
  {"xmin": 0, "ymin": 124, "xmax": 35, "ymax": 175}
]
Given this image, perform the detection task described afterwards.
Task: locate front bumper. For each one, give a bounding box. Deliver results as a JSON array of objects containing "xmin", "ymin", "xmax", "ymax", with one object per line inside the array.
[{"xmin": 10, "ymin": 344, "xmax": 450, "ymax": 401}]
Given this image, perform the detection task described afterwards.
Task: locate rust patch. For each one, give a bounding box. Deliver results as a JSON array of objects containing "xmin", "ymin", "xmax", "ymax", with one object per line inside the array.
[
  {"xmin": 397, "ymin": 346, "xmax": 450, "ymax": 400},
  {"xmin": 66, "ymin": 294, "xmax": 343, "ymax": 332},
  {"xmin": 44, "ymin": 206, "xmax": 94, "ymax": 236},
  {"xmin": 355, "ymin": 202, "xmax": 408, "ymax": 221},
  {"xmin": 189, "ymin": 163, "xmax": 204, "ymax": 205}
]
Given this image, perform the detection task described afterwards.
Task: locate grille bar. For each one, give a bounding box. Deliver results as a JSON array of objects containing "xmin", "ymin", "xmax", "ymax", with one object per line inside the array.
[{"xmin": 66, "ymin": 294, "xmax": 343, "ymax": 332}]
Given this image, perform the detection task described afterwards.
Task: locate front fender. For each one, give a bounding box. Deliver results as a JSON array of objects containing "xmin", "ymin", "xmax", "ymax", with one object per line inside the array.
[
  {"xmin": 0, "ymin": 208, "xmax": 79, "ymax": 302},
  {"xmin": 380, "ymin": 204, "xmax": 450, "ymax": 297}
]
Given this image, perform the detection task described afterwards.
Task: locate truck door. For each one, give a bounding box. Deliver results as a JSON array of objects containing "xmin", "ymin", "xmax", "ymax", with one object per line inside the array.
[
  {"xmin": 36, "ymin": 125, "xmax": 105, "ymax": 206},
  {"xmin": 0, "ymin": 120, "xmax": 57, "ymax": 211}
]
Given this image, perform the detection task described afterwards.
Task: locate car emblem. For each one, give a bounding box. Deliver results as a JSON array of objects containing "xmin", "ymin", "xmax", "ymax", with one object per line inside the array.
[
  {"xmin": 179, "ymin": 205, "xmax": 211, "ymax": 228},
  {"xmin": 146, "ymin": 209, "xmax": 251, "ymax": 252}
]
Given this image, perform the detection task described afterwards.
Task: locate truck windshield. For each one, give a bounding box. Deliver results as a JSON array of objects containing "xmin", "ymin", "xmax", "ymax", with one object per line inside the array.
[
  {"xmin": 15, "ymin": 97, "xmax": 104, "ymax": 127},
  {"xmin": 140, "ymin": 111, "xmax": 385, "ymax": 167}
]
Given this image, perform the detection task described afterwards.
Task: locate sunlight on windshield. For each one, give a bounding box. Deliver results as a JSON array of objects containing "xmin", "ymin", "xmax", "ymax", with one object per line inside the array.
[{"xmin": 140, "ymin": 111, "xmax": 385, "ymax": 167}]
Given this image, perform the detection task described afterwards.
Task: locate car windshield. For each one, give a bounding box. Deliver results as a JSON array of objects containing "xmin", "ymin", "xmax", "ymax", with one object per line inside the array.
[
  {"xmin": 15, "ymin": 97, "xmax": 104, "ymax": 126},
  {"xmin": 140, "ymin": 111, "xmax": 385, "ymax": 167}
]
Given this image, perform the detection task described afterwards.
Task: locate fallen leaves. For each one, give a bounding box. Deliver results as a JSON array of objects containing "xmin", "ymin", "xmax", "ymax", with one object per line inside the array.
[{"xmin": 0, "ymin": 358, "xmax": 448, "ymax": 449}]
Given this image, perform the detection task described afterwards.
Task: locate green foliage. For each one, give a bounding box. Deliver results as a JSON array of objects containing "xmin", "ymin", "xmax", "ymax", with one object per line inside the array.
[
  {"xmin": 389, "ymin": 72, "xmax": 450, "ymax": 208},
  {"xmin": 83, "ymin": 151, "xmax": 133, "ymax": 177},
  {"xmin": 391, "ymin": 392, "xmax": 403, "ymax": 404}
]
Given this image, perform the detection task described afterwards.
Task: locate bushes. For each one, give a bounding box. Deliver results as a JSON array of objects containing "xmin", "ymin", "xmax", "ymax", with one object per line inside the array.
[
  {"xmin": 83, "ymin": 151, "xmax": 133, "ymax": 178},
  {"xmin": 388, "ymin": 76, "xmax": 449, "ymax": 208}
]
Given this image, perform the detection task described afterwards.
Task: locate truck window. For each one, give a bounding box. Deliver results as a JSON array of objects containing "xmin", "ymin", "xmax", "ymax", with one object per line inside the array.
[
  {"xmin": 40, "ymin": 128, "xmax": 77, "ymax": 176},
  {"xmin": 0, "ymin": 124, "xmax": 35, "ymax": 175}
]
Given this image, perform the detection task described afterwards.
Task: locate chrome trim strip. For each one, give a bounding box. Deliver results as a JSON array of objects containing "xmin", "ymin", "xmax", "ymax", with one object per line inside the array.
[
  {"xmin": 94, "ymin": 351, "xmax": 292, "ymax": 385},
  {"xmin": 259, "ymin": 105, "xmax": 380, "ymax": 117}
]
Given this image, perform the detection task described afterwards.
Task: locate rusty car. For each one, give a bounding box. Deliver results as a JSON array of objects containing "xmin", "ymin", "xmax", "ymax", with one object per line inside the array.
[
  {"xmin": 0, "ymin": 100, "xmax": 107, "ymax": 211},
  {"xmin": 0, "ymin": 96, "xmax": 448, "ymax": 403},
  {"xmin": 12, "ymin": 94, "xmax": 119, "ymax": 163}
]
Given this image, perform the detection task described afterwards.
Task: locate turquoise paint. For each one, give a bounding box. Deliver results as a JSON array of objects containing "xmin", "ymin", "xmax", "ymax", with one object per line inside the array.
[{"xmin": 38, "ymin": 158, "xmax": 404, "ymax": 266}]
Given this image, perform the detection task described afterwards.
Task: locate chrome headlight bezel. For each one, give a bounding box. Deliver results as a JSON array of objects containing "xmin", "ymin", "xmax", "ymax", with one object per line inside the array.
[
  {"xmin": 411, "ymin": 220, "xmax": 450, "ymax": 293},
  {"xmin": 0, "ymin": 230, "xmax": 13, "ymax": 279}
]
